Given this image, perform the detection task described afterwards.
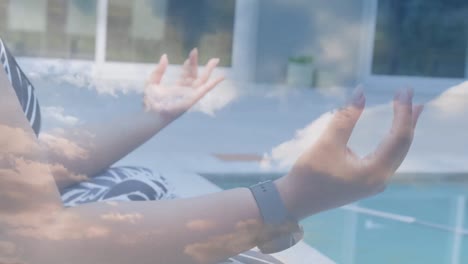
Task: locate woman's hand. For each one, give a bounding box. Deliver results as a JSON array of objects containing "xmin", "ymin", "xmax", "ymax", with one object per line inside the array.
[
  {"xmin": 276, "ymin": 88, "xmax": 424, "ymax": 220},
  {"xmin": 143, "ymin": 49, "xmax": 225, "ymax": 121}
]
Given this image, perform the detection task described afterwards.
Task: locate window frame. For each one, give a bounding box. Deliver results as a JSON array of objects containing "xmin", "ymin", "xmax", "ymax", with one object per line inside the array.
[
  {"xmin": 16, "ymin": 0, "xmax": 259, "ymax": 84},
  {"xmin": 358, "ymin": 0, "xmax": 468, "ymax": 95}
]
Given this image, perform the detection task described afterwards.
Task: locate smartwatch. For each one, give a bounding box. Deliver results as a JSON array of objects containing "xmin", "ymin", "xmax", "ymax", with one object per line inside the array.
[{"xmin": 249, "ymin": 180, "xmax": 303, "ymax": 254}]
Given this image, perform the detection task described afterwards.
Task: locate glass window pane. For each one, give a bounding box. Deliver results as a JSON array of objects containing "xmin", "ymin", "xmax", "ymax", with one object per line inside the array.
[
  {"xmin": 0, "ymin": 0, "xmax": 96, "ymax": 59},
  {"xmin": 106, "ymin": 0, "xmax": 235, "ymax": 66},
  {"xmin": 372, "ymin": 0, "xmax": 468, "ymax": 78}
]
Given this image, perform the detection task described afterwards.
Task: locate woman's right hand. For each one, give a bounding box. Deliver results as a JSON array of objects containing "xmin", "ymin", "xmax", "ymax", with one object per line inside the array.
[
  {"xmin": 143, "ymin": 49, "xmax": 224, "ymax": 122},
  {"xmin": 275, "ymin": 88, "xmax": 424, "ymax": 220}
]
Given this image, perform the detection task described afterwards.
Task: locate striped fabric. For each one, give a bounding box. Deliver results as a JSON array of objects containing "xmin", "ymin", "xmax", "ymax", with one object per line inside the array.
[
  {"xmin": 221, "ymin": 250, "xmax": 284, "ymax": 264},
  {"xmin": 61, "ymin": 166, "xmax": 176, "ymax": 207},
  {"xmin": 0, "ymin": 38, "xmax": 41, "ymax": 135}
]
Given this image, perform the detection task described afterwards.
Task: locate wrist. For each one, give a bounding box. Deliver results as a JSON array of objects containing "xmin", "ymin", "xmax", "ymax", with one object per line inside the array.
[
  {"xmin": 249, "ymin": 180, "xmax": 303, "ymax": 253},
  {"xmin": 141, "ymin": 108, "xmax": 177, "ymax": 127},
  {"xmin": 273, "ymin": 176, "xmax": 303, "ymax": 220}
]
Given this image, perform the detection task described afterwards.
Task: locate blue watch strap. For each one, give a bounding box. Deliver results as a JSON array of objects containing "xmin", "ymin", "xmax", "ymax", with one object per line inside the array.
[
  {"xmin": 249, "ymin": 181, "xmax": 303, "ymax": 253},
  {"xmin": 250, "ymin": 181, "xmax": 292, "ymax": 224}
]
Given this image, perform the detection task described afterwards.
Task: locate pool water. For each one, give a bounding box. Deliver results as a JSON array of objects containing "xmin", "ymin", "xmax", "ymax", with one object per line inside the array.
[{"xmin": 205, "ymin": 175, "xmax": 468, "ymax": 264}]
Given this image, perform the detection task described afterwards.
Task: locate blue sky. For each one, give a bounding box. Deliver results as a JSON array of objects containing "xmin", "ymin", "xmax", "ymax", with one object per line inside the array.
[{"xmin": 19, "ymin": 58, "xmax": 468, "ymax": 174}]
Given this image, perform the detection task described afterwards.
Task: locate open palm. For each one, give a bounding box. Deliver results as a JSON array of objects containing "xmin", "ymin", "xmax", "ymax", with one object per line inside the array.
[
  {"xmin": 143, "ymin": 49, "xmax": 224, "ymax": 120},
  {"xmin": 277, "ymin": 88, "xmax": 424, "ymax": 220}
]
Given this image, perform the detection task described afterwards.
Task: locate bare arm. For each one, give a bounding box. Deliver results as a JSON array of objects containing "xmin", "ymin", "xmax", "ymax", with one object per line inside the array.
[
  {"xmin": 39, "ymin": 50, "xmax": 224, "ymax": 190},
  {"xmin": 2, "ymin": 69, "xmax": 424, "ymax": 264},
  {"xmin": 1, "ymin": 120, "xmax": 264, "ymax": 264},
  {"xmin": 2, "ymin": 147, "xmax": 265, "ymax": 264},
  {"xmin": 1, "ymin": 73, "xmax": 260, "ymax": 264},
  {"xmin": 36, "ymin": 189, "xmax": 264, "ymax": 264},
  {"xmin": 38, "ymin": 111, "xmax": 172, "ymax": 190}
]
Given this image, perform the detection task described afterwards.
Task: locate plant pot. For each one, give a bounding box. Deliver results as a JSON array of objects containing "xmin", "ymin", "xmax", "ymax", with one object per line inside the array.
[{"xmin": 286, "ymin": 61, "xmax": 315, "ymax": 87}]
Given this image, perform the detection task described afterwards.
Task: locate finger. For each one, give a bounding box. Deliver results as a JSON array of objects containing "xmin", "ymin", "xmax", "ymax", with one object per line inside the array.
[
  {"xmin": 178, "ymin": 59, "xmax": 192, "ymax": 85},
  {"xmin": 366, "ymin": 88, "xmax": 414, "ymax": 175},
  {"xmin": 194, "ymin": 58, "xmax": 220, "ymax": 87},
  {"xmin": 190, "ymin": 76, "xmax": 225, "ymax": 106},
  {"xmin": 178, "ymin": 48, "xmax": 199, "ymax": 86},
  {"xmin": 412, "ymin": 104, "xmax": 424, "ymax": 129},
  {"xmin": 148, "ymin": 54, "xmax": 169, "ymax": 85},
  {"xmin": 189, "ymin": 48, "xmax": 198, "ymax": 79},
  {"xmin": 323, "ymin": 87, "xmax": 366, "ymax": 147}
]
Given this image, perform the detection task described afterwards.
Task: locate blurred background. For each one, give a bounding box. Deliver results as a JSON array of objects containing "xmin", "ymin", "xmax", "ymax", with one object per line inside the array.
[{"xmin": 1, "ymin": 0, "xmax": 468, "ymax": 263}]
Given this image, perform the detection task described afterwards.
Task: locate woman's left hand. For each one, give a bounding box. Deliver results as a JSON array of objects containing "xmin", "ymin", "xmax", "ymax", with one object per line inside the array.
[
  {"xmin": 276, "ymin": 88, "xmax": 424, "ymax": 220},
  {"xmin": 143, "ymin": 49, "xmax": 224, "ymax": 121}
]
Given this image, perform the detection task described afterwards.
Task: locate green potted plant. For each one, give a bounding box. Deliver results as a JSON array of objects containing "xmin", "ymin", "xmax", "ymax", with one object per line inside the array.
[{"xmin": 286, "ymin": 55, "xmax": 315, "ymax": 87}]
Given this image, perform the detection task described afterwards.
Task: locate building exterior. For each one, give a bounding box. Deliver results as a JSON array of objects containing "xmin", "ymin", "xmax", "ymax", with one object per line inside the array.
[{"xmin": 0, "ymin": 0, "xmax": 467, "ymax": 93}]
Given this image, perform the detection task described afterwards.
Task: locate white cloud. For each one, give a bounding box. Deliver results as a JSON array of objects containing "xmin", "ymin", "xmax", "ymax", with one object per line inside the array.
[
  {"xmin": 42, "ymin": 106, "xmax": 79, "ymax": 126},
  {"xmin": 21, "ymin": 59, "xmax": 239, "ymax": 116},
  {"xmin": 429, "ymin": 81, "xmax": 468, "ymax": 117},
  {"xmin": 25, "ymin": 59, "xmax": 94, "ymax": 88},
  {"xmin": 186, "ymin": 219, "xmax": 217, "ymax": 231},
  {"xmin": 190, "ymin": 80, "xmax": 239, "ymax": 116},
  {"xmin": 38, "ymin": 133, "xmax": 88, "ymax": 160},
  {"xmin": 0, "ymin": 125, "xmax": 41, "ymax": 156},
  {"xmin": 262, "ymin": 81, "xmax": 468, "ymax": 173},
  {"xmin": 11, "ymin": 211, "xmax": 110, "ymax": 241},
  {"xmin": 261, "ymin": 111, "xmax": 333, "ymax": 170},
  {"xmin": 100, "ymin": 212, "xmax": 143, "ymax": 224}
]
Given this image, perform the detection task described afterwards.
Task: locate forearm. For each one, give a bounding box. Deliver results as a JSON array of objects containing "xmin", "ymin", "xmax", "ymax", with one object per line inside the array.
[
  {"xmin": 1, "ymin": 88, "xmax": 263, "ymax": 264},
  {"xmin": 39, "ymin": 110, "xmax": 173, "ymax": 190},
  {"xmin": 2, "ymin": 69, "xmax": 271, "ymax": 264},
  {"xmin": 40, "ymin": 50, "xmax": 223, "ymax": 190},
  {"xmin": 18, "ymin": 188, "xmax": 263, "ymax": 264}
]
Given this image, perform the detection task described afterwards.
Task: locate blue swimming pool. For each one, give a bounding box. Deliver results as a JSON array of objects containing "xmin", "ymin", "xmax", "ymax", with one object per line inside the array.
[{"xmin": 204, "ymin": 174, "xmax": 468, "ymax": 264}]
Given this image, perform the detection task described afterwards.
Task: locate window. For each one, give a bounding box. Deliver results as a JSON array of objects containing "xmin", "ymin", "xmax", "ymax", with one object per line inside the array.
[
  {"xmin": 0, "ymin": 0, "xmax": 236, "ymax": 66},
  {"xmin": 106, "ymin": 0, "xmax": 236, "ymax": 66},
  {"xmin": 371, "ymin": 0, "xmax": 468, "ymax": 78},
  {"xmin": 0, "ymin": 0, "xmax": 97, "ymax": 59},
  {"xmin": 0, "ymin": 0, "xmax": 256, "ymax": 82}
]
